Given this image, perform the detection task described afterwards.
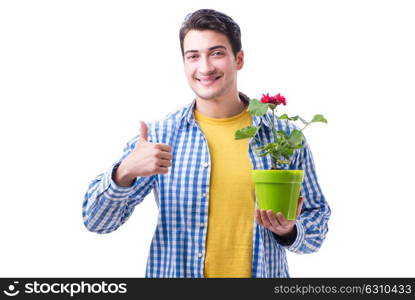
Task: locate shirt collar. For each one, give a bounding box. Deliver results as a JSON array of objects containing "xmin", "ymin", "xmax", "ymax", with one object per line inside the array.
[{"xmin": 179, "ymin": 92, "xmax": 271, "ymax": 129}]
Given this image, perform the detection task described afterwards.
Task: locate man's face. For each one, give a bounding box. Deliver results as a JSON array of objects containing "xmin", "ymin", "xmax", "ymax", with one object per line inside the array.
[{"xmin": 183, "ymin": 29, "xmax": 244, "ymax": 101}]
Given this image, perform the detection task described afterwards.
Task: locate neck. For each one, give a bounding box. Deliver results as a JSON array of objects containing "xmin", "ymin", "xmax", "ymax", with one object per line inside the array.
[{"xmin": 194, "ymin": 91, "xmax": 247, "ymax": 118}]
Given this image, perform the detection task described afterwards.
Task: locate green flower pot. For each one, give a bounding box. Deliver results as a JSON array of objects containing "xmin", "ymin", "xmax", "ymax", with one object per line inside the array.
[{"xmin": 252, "ymin": 170, "xmax": 304, "ymax": 220}]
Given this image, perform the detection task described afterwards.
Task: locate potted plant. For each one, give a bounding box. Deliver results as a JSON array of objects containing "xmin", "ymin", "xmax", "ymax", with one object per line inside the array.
[{"xmin": 235, "ymin": 93, "xmax": 327, "ymax": 220}]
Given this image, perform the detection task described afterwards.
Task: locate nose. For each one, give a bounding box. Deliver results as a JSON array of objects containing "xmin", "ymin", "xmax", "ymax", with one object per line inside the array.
[{"xmin": 198, "ymin": 56, "xmax": 215, "ymax": 75}]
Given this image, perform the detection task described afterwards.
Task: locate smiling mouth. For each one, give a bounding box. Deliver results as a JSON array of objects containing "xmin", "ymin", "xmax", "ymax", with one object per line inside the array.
[{"xmin": 196, "ymin": 75, "xmax": 222, "ymax": 84}]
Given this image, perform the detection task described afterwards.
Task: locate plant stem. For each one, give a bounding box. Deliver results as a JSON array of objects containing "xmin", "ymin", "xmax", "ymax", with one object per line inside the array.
[
  {"xmin": 271, "ymin": 108, "xmax": 278, "ymax": 169},
  {"xmin": 301, "ymin": 123, "xmax": 310, "ymax": 131},
  {"xmin": 253, "ymin": 136, "xmax": 262, "ymax": 145},
  {"xmin": 271, "ymin": 108, "xmax": 278, "ymax": 142}
]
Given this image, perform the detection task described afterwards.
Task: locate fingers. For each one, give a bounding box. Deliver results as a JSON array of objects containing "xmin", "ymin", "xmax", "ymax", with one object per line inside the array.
[
  {"xmin": 139, "ymin": 121, "xmax": 149, "ymax": 142},
  {"xmin": 255, "ymin": 208, "xmax": 296, "ymax": 237},
  {"xmin": 268, "ymin": 211, "xmax": 283, "ymax": 227},
  {"xmin": 276, "ymin": 212, "xmax": 289, "ymax": 227},
  {"xmin": 259, "ymin": 210, "xmax": 271, "ymax": 228},
  {"xmin": 155, "ymin": 149, "xmax": 173, "ymax": 169},
  {"xmin": 256, "ymin": 209, "xmax": 276, "ymax": 229},
  {"xmin": 157, "ymin": 158, "xmax": 172, "ymax": 168},
  {"xmin": 155, "ymin": 166, "xmax": 169, "ymax": 174},
  {"xmin": 154, "ymin": 146, "xmax": 173, "ymax": 168},
  {"xmin": 156, "ymin": 151, "xmax": 173, "ymax": 160},
  {"xmin": 154, "ymin": 143, "xmax": 172, "ymax": 152},
  {"xmin": 136, "ymin": 121, "xmax": 172, "ymax": 176},
  {"xmin": 255, "ymin": 209, "xmax": 264, "ymax": 226}
]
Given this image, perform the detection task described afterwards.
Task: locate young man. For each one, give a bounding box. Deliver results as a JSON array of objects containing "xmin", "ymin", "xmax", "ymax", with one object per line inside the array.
[{"xmin": 82, "ymin": 9, "xmax": 331, "ymax": 278}]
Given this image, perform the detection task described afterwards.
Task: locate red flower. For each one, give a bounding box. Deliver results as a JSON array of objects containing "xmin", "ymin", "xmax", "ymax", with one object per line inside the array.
[
  {"xmin": 275, "ymin": 93, "xmax": 286, "ymax": 105},
  {"xmin": 261, "ymin": 93, "xmax": 286, "ymax": 106},
  {"xmin": 261, "ymin": 93, "xmax": 271, "ymax": 103}
]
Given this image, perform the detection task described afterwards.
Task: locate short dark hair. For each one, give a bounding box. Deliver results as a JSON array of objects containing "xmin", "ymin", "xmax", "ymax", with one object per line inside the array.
[{"xmin": 179, "ymin": 9, "xmax": 242, "ymax": 58}]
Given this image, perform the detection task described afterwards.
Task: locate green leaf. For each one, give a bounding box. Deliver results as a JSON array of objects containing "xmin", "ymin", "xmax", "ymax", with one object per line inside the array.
[
  {"xmin": 270, "ymin": 153, "xmax": 281, "ymax": 161},
  {"xmin": 265, "ymin": 143, "xmax": 277, "ymax": 151},
  {"xmin": 310, "ymin": 114, "xmax": 328, "ymax": 124},
  {"xmin": 258, "ymin": 152, "xmax": 269, "ymax": 157},
  {"xmin": 281, "ymin": 147, "xmax": 294, "ymax": 158},
  {"xmin": 247, "ymin": 99, "xmax": 268, "ymax": 116},
  {"xmin": 278, "ymin": 114, "xmax": 308, "ymax": 125},
  {"xmin": 278, "ymin": 114, "xmax": 295, "ymax": 121},
  {"xmin": 277, "ymin": 130, "xmax": 289, "ymax": 139},
  {"xmin": 275, "ymin": 146, "xmax": 293, "ymax": 160},
  {"xmin": 288, "ymin": 129, "xmax": 304, "ymax": 147},
  {"xmin": 234, "ymin": 126, "xmax": 259, "ymax": 140}
]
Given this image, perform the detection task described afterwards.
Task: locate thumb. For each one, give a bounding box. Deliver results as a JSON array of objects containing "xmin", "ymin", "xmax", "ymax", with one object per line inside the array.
[{"xmin": 139, "ymin": 121, "xmax": 148, "ymax": 142}]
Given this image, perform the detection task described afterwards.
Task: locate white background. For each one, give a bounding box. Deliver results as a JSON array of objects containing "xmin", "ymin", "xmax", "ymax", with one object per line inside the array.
[{"xmin": 1, "ymin": 0, "xmax": 414, "ymax": 277}]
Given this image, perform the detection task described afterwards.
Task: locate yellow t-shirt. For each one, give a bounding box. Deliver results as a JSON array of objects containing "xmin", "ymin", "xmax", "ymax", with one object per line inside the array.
[{"xmin": 194, "ymin": 106, "xmax": 255, "ymax": 278}]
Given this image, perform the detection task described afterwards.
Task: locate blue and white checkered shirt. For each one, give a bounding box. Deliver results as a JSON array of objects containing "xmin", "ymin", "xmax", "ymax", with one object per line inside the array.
[{"xmin": 82, "ymin": 93, "xmax": 331, "ymax": 278}]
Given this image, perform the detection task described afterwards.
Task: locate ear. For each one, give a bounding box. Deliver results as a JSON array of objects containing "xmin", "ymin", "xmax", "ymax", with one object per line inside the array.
[{"xmin": 236, "ymin": 50, "xmax": 244, "ymax": 70}]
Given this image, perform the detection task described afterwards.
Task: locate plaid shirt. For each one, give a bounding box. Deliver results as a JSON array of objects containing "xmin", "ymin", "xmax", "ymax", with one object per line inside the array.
[{"xmin": 82, "ymin": 93, "xmax": 331, "ymax": 278}]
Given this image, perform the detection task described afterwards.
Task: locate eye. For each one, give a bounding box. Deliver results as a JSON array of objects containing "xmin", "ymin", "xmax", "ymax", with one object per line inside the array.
[
  {"xmin": 186, "ymin": 54, "xmax": 198, "ymax": 60},
  {"xmin": 212, "ymin": 51, "xmax": 224, "ymax": 56}
]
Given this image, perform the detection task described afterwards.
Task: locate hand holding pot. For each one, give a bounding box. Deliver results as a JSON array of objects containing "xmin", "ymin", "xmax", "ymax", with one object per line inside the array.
[{"xmin": 255, "ymin": 196, "xmax": 304, "ymax": 240}]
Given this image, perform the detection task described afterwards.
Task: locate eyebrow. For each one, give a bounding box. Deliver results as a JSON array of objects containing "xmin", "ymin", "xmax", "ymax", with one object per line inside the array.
[{"xmin": 184, "ymin": 45, "xmax": 227, "ymax": 56}]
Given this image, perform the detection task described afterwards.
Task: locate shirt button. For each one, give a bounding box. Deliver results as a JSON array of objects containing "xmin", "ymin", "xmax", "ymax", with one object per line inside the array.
[
  {"xmin": 197, "ymin": 252, "xmax": 203, "ymax": 258},
  {"xmin": 202, "ymin": 193, "xmax": 208, "ymax": 198},
  {"xmin": 200, "ymin": 223, "xmax": 205, "ymax": 228},
  {"xmin": 202, "ymin": 162, "xmax": 209, "ymax": 168}
]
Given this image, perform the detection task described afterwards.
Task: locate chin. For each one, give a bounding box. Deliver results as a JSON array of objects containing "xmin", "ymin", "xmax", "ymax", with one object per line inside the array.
[
  {"xmin": 195, "ymin": 92, "xmax": 221, "ymax": 100},
  {"xmin": 190, "ymin": 87, "xmax": 218, "ymax": 100}
]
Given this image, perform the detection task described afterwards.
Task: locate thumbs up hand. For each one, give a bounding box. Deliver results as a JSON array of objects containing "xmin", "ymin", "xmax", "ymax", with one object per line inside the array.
[{"xmin": 114, "ymin": 121, "xmax": 173, "ymax": 187}]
